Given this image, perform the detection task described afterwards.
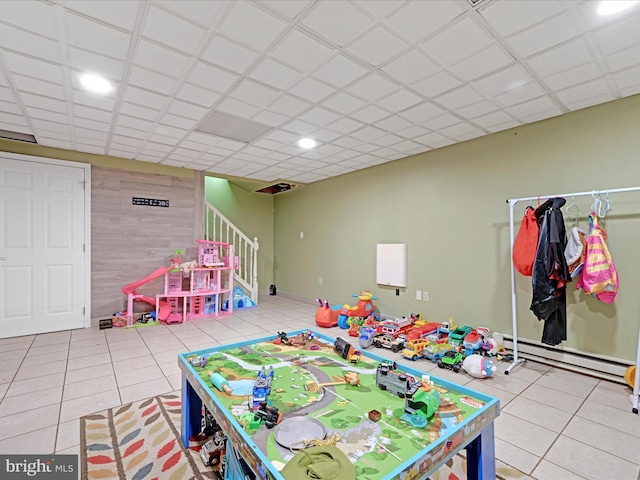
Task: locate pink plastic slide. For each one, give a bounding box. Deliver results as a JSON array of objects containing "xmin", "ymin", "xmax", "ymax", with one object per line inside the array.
[{"xmin": 122, "ymin": 265, "xmax": 172, "ymax": 322}]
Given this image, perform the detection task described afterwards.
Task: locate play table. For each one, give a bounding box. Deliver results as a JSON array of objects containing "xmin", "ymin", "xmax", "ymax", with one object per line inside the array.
[{"xmin": 179, "ymin": 329, "xmax": 499, "ymax": 479}]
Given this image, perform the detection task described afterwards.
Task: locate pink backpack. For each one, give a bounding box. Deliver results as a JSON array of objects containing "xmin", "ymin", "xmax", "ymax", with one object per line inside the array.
[
  {"xmin": 576, "ymin": 213, "xmax": 618, "ymax": 303},
  {"xmin": 512, "ymin": 206, "xmax": 538, "ymax": 277}
]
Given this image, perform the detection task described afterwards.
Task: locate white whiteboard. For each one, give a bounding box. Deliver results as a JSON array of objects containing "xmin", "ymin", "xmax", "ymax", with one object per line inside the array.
[{"xmin": 376, "ymin": 244, "xmax": 407, "ymax": 287}]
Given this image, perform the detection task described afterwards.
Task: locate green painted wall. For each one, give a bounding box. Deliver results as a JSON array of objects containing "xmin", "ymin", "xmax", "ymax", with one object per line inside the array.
[
  {"xmin": 204, "ymin": 177, "xmax": 274, "ymax": 293},
  {"xmin": 273, "ymin": 94, "xmax": 640, "ymax": 362}
]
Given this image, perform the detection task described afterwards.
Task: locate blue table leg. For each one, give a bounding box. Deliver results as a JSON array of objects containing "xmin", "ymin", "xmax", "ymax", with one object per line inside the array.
[
  {"xmin": 466, "ymin": 422, "xmax": 496, "ymax": 480},
  {"xmin": 181, "ymin": 374, "xmax": 203, "ymax": 447}
]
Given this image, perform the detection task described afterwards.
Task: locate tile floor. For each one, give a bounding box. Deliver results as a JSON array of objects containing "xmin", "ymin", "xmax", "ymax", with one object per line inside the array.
[{"xmin": 1, "ymin": 296, "xmax": 639, "ymax": 479}]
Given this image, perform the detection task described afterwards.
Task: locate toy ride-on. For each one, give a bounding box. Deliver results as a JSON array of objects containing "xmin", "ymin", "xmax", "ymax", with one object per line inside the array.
[{"xmin": 337, "ymin": 290, "xmax": 377, "ymax": 329}]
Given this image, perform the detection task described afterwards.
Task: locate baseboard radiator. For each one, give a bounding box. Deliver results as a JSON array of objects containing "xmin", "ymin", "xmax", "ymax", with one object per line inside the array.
[{"xmin": 501, "ymin": 334, "xmax": 632, "ymax": 384}]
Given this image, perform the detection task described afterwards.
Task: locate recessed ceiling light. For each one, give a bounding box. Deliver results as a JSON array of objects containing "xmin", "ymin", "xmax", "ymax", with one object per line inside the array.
[
  {"xmin": 597, "ymin": 0, "xmax": 638, "ymax": 15},
  {"xmin": 298, "ymin": 138, "xmax": 316, "ymax": 149},
  {"xmin": 80, "ymin": 73, "xmax": 112, "ymax": 94}
]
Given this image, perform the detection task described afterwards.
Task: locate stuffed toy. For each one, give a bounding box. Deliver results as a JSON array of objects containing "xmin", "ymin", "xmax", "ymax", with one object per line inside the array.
[{"xmin": 462, "ymin": 354, "xmax": 496, "ymax": 379}]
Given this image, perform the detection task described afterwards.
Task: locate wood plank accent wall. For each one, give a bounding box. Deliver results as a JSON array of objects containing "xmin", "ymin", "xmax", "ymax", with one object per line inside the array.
[{"xmin": 91, "ymin": 166, "xmax": 197, "ymax": 319}]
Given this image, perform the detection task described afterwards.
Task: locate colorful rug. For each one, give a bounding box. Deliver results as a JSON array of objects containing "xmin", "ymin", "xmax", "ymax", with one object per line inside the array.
[{"xmin": 81, "ymin": 394, "xmax": 532, "ymax": 480}]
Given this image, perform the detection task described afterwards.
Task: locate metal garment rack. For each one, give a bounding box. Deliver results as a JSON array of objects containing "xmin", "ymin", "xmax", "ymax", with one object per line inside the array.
[{"xmin": 506, "ymin": 186, "xmax": 640, "ymax": 414}]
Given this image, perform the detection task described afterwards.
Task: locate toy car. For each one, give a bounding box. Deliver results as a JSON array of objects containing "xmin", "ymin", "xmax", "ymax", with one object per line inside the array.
[
  {"xmin": 438, "ymin": 350, "xmax": 465, "ymax": 372},
  {"xmin": 373, "ymin": 334, "xmax": 405, "ymax": 353},
  {"xmin": 402, "ymin": 339, "xmax": 431, "ymax": 361},
  {"xmin": 199, "ymin": 430, "xmax": 226, "ymax": 467}
]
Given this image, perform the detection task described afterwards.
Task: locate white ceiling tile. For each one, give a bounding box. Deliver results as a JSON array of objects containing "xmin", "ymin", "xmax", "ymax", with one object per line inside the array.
[
  {"xmin": 166, "ymin": 99, "xmax": 209, "ymax": 120},
  {"xmin": 75, "ymin": 126, "xmax": 108, "ymax": 140},
  {"xmin": 128, "ymin": 66, "xmax": 178, "ymax": 95},
  {"xmin": 31, "ymin": 119, "xmax": 69, "ymax": 134},
  {"xmin": 423, "ymin": 113, "xmax": 460, "ymax": 130},
  {"xmin": 435, "ymin": 86, "xmax": 484, "ymax": 110},
  {"xmin": 264, "ymin": 129, "xmax": 299, "ymax": 144},
  {"xmin": 27, "ymin": 107, "xmax": 66, "ymax": 123},
  {"xmin": 113, "ymin": 125, "xmax": 144, "ymax": 137},
  {"xmin": 620, "ymin": 84, "xmax": 640, "ymax": 97},
  {"xmin": 389, "ymin": 139, "xmax": 422, "ymax": 152},
  {"xmin": 1, "ymin": 0, "xmax": 58, "ymax": 39},
  {"xmin": 176, "ymin": 83, "xmax": 221, "ymax": 108},
  {"xmin": 505, "ymin": 96, "xmax": 561, "ymax": 119},
  {"xmin": 451, "ymin": 44, "xmax": 514, "ymax": 82},
  {"xmin": 376, "ymin": 89, "xmax": 424, "ymax": 113},
  {"xmin": 355, "ymin": 1, "xmax": 401, "ymax": 19},
  {"xmin": 155, "ymin": 124, "xmax": 188, "ymax": 139},
  {"xmin": 0, "ymin": 99, "xmax": 22, "ymax": 116},
  {"xmin": 187, "ymin": 62, "xmax": 238, "ymax": 94},
  {"xmin": 68, "ymin": 47, "xmax": 124, "ymax": 81},
  {"xmin": 399, "ymin": 101, "xmax": 445, "ymax": 123},
  {"xmin": 612, "ymin": 64, "xmax": 640, "ymax": 90},
  {"xmin": 155, "ymin": 0, "xmax": 227, "ymax": 27},
  {"xmin": 119, "ymin": 102, "xmax": 160, "ymax": 121},
  {"xmin": 142, "ymin": 5, "xmax": 206, "ymax": 54},
  {"xmin": 374, "ymin": 115, "xmax": 412, "ymax": 132},
  {"xmin": 543, "ymin": 63, "xmax": 602, "ymax": 91},
  {"xmin": 381, "ymin": 49, "xmax": 439, "ymax": 85},
  {"xmin": 250, "ymin": 58, "xmax": 301, "ymax": 89},
  {"xmin": 57, "ymin": 0, "xmax": 139, "ymax": 31},
  {"xmin": 289, "ymin": 77, "xmax": 335, "ymax": 102},
  {"xmin": 1, "ymin": 53, "xmax": 63, "ymax": 84},
  {"xmin": 471, "ymin": 111, "xmax": 515, "ymax": 129},
  {"xmin": 265, "ymin": 151, "xmax": 291, "ymax": 161},
  {"xmin": 123, "ymin": 85, "xmax": 167, "ymax": 109},
  {"xmin": 495, "ymin": 82, "xmax": 546, "ymax": 107},
  {"xmin": 352, "ymin": 143, "xmax": 379, "ymax": 153},
  {"xmin": 479, "ymin": 0, "xmax": 564, "ymax": 37},
  {"xmin": 231, "ymin": 79, "xmax": 280, "ymax": 108},
  {"xmin": 302, "ymin": 1, "xmax": 373, "ymax": 46},
  {"xmin": 328, "ymin": 117, "xmax": 365, "ymax": 134},
  {"xmin": 298, "ymin": 107, "xmax": 341, "ymax": 126},
  {"xmin": 556, "ymin": 78, "xmax": 612, "ymax": 105},
  {"xmin": 312, "ymin": 55, "xmax": 368, "ymax": 88},
  {"xmin": 386, "ymin": 1, "xmax": 464, "ymax": 43},
  {"xmin": 350, "ymin": 105, "xmax": 390, "ymax": 123},
  {"xmin": 116, "ymin": 114, "xmax": 154, "ymax": 132},
  {"xmin": 411, "ymin": 71, "xmax": 462, "ymax": 98},
  {"xmin": 21, "ymin": 93, "xmax": 66, "ymax": 114},
  {"xmin": 350, "ymin": 125, "xmax": 386, "ymax": 142},
  {"xmin": 332, "ymin": 136, "xmax": 361, "ymax": 148},
  {"xmin": 0, "ymin": 87, "xmax": 15, "ymax": 103},
  {"xmin": 267, "ymin": 94, "xmax": 312, "ymax": 116},
  {"xmin": 253, "ymin": 138, "xmax": 285, "ymax": 150},
  {"xmin": 0, "ymin": 111, "xmax": 28, "ymax": 126},
  {"xmin": 271, "ymin": 29, "xmax": 333, "ymax": 72},
  {"xmin": 423, "ymin": 18, "xmax": 492, "ymax": 66},
  {"xmin": 486, "ymin": 120, "xmax": 521, "ymax": 133},
  {"xmin": 263, "ymin": 0, "xmax": 311, "ymax": 19},
  {"xmin": 282, "ymin": 119, "xmax": 316, "ymax": 135},
  {"xmin": 347, "ymin": 73, "xmax": 398, "ymax": 102},
  {"xmin": 74, "ymin": 118, "xmax": 110, "ymax": 132},
  {"xmin": 413, "ymin": 131, "xmax": 449, "ymax": 147},
  {"xmin": 219, "ymin": 1, "xmax": 287, "ymax": 51},
  {"xmin": 474, "ymin": 64, "xmax": 533, "ymax": 97},
  {"xmin": 456, "ymin": 100, "xmax": 500, "ymax": 119},
  {"xmin": 75, "ymin": 144, "xmax": 105, "ymax": 154},
  {"xmin": 36, "ymin": 129, "xmax": 71, "ymax": 141},
  {"xmin": 526, "ymin": 38, "xmax": 594, "ymax": 78},
  {"xmin": 148, "ymin": 134, "xmax": 179, "ymax": 145},
  {"xmin": 395, "ymin": 125, "xmax": 429, "ymax": 138},
  {"xmin": 346, "ymin": 26, "xmax": 409, "ymax": 67},
  {"xmin": 0, "ymin": 24, "xmax": 60, "ymax": 63},
  {"xmin": 12, "ymin": 74, "xmax": 64, "ymax": 99},
  {"xmin": 252, "ymin": 110, "xmax": 289, "ymax": 127},
  {"xmin": 321, "ymin": 92, "xmax": 367, "ymax": 115},
  {"xmin": 134, "ymin": 40, "xmax": 190, "ymax": 77},
  {"xmin": 370, "ymin": 133, "xmax": 403, "ymax": 147},
  {"xmin": 507, "ymin": 14, "xmax": 579, "ymax": 58},
  {"xmin": 594, "ymin": 13, "xmax": 640, "ymax": 55},
  {"xmin": 218, "ymin": 138, "xmax": 245, "ymax": 151},
  {"xmin": 201, "ymin": 36, "xmax": 259, "ymax": 74},
  {"xmin": 606, "ymin": 43, "xmax": 640, "ymax": 72},
  {"xmin": 66, "ymin": 12, "xmax": 130, "ymax": 60},
  {"xmin": 310, "ymin": 128, "xmax": 342, "ymax": 142}
]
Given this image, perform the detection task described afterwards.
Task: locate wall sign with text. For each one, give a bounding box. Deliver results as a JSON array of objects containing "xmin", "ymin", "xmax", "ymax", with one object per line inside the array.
[{"xmin": 132, "ymin": 197, "xmax": 170, "ymax": 207}]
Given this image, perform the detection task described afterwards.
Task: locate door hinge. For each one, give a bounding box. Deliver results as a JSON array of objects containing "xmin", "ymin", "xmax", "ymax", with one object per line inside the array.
[
  {"xmin": 83, "ymin": 307, "xmax": 86, "ymax": 315},
  {"xmin": 83, "ymin": 244, "xmax": 85, "ymax": 253}
]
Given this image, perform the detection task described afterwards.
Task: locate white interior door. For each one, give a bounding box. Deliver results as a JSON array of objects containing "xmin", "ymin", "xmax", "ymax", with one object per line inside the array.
[{"xmin": 0, "ymin": 155, "xmax": 90, "ymax": 338}]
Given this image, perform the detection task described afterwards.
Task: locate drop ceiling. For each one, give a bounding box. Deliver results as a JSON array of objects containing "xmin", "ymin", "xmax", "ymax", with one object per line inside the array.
[{"xmin": 0, "ymin": 0, "xmax": 639, "ymax": 185}]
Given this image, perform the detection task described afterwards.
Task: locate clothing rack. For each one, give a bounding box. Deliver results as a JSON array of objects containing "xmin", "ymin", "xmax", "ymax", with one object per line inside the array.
[{"xmin": 506, "ymin": 186, "xmax": 640, "ymax": 414}]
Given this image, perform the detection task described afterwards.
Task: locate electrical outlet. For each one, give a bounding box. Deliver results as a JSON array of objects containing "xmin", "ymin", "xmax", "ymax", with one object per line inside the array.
[
  {"xmin": 318, "ymin": 277, "xmax": 323, "ymax": 285},
  {"xmin": 416, "ymin": 290, "xmax": 421, "ymax": 301},
  {"xmin": 423, "ymin": 291, "xmax": 429, "ymax": 302},
  {"xmin": 300, "ymin": 231, "xmax": 304, "ymax": 239}
]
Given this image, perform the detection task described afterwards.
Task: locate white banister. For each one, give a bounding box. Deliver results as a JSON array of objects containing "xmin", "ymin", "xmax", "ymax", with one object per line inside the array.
[{"xmin": 204, "ymin": 200, "xmax": 260, "ymax": 304}]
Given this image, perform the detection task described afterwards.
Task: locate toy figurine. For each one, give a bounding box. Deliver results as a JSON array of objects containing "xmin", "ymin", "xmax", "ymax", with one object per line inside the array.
[{"xmin": 462, "ymin": 354, "xmax": 496, "ymax": 378}]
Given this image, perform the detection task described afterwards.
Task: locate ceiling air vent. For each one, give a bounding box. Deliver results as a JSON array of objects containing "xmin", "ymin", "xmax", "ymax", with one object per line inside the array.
[
  {"xmin": 196, "ymin": 111, "xmax": 272, "ymax": 143},
  {"xmin": 0, "ymin": 129, "xmax": 37, "ymax": 143},
  {"xmin": 254, "ymin": 181, "xmax": 301, "ymax": 195}
]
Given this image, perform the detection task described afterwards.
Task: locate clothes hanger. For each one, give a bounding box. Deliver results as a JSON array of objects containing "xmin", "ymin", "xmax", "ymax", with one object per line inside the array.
[
  {"xmin": 565, "ymin": 194, "xmax": 581, "ymax": 227},
  {"xmin": 590, "ymin": 191, "xmax": 601, "ymax": 217},
  {"xmin": 600, "ymin": 191, "xmax": 611, "ymax": 218}
]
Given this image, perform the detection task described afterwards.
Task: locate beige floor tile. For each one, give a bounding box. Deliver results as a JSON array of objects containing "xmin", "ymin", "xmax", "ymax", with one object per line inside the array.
[
  {"xmin": 62, "ymin": 374, "xmax": 118, "ymax": 401},
  {"xmin": 494, "ymin": 437, "xmax": 539, "ymax": 475},
  {"xmin": 483, "ymin": 370, "xmax": 531, "ymax": 396},
  {"xmin": 465, "ymin": 379, "xmax": 517, "ymax": 409},
  {"xmin": 0, "ymin": 403, "xmax": 60, "ymax": 441},
  {"xmin": 181, "ymin": 339, "xmax": 220, "ymax": 351},
  {"xmin": 153, "ymin": 348, "xmax": 188, "ymax": 365},
  {"xmin": 563, "ymin": 415, "xmax": 640, "ymax": 465},
  {"xmin": 544, "ymin": 435, "xmax": 639, "ymax": 480},
  {"xmin": 55, "ymin": 418, "xmax": 80, "ymax": 452},
  {"xmin": 502, "ymin": 396, "xmax": 572, "ymax": 433},
  {"xmin": 14, "ymin": 360, "xmax": 67, "ymax": 381},
  {"xmin": 576, "ymin": 400, "xmax": 640, "ymax": 439},
  {"xmin": 112, "ymin": 354, "xmax": 157, "ymax": 374},
  {"xmin": 108, "ymin": 338, "xmax": 149, "ymax": 352},
  {"xmin": 21, "ymin": 348, "xmax": 68, "ymax": 367},
  {"xmin": 0, "ymin": 382, "xmax": 8, "ymax": 398},
  {"xmin": 119, "ymin": 377, "xmax": 173, "ymax": 404},
  {"xmin": 519, "ymin": 382, "xmax": 585, "ymax": 414},
  {"xmin": 59, "ymin": 389, "xmax": 121, "ymax": 423},
  {"xmin": 167, "ymin": 373, "xmax": 182, "ymax": 390},
  {"xmin": 429, "ymin": 367, "xmax": 474, "ymax": 386},
  {"xmin": 68, "ymin": 343, "xmax": 110, "ymax": 359},
  {"xmin": 504, "ymin": 361, "xmax": 547, "ymax": 383},
  {"xmin": 65, "ymin": 363, "xmax": 114, "ymax": 384},
  {"xmin": 0, "ymin": 425, "xmax": 58, "ymax": 454},
  {"xmin": 0, "ymin": 386, "xmax": 62, "ymax": 417},
  {"xmin": 27, "ymin": 342, "xmax": 70, "ymax": 357},
  {"xmin": 532, "ymin": 459, "xmax": 588, "ymax": 480},
  {"xmin": 0, "ymin": 336, "xmax": 35, "ymax": 348},
  {"xmin": 69, "ymin": 337, "xmax": 107, "ymax": 350},
  {"xmin": 71, "ymin": 328, "xmax": 105, "ymax": 340},
  {"xmin": 109, "ymin": 345, "xmax": 151, "ymax": 362},
  {"xmin": 31, "ymin": 331, "xmax": 71, "ymax": 347},
  {"xmin": 158, "ymin": 361, "xmax": 181, "ymax": 377},
  {"xmin": 145, "ymin": 339, "xmax": 187, "ymax": 354},
  {"xmin": 0, "ymin": 349, "xmax": 27, "ymax": 362},
  {"xmin": 494, "ymin": 411, "xmax": 558, "ymax": 457},
  {"xmin": 67, "ymin": 352, "xmax": 111, "ymax": 371},
  {"xmin": 6, "ymin": 372, "xmax": 65, "ymax": 397},
  {"xmin": 534, "ymin": 369, "xmax": 598, "ymax": 398},
  {"xmin": 0, "ymin": 368, "xmax": 17, "ymax": 384},
  {"xmin": 116, "ymin": 364, "xmax": 164, "ymax": 387},
  {"xmin": 0, "ymin": 356, "xmax": 24, "ymax": 370},
  {"xmin": 586, "ymin": 380, "xmax": 633, "ymax": 412}
]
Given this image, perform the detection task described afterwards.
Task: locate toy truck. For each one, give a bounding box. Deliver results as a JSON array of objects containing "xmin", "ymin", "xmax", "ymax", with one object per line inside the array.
[
  {"xmin": 376, "ymin": 362, "xmax": 420, "ymax": 398},
  {"xmin": 438, "ymin": 350, "xmax": 465, "ymax": 372},
  {"xmin": 448, "ymin": 326, "xmax": 474, "ymax": 347},
  {"xmin": 373, "ymin": 333, "xmax": 405, "ymax": 353},
  {"xmin": 253, "ymin": 401, "xmax": 281, "ymax": 428},
  {"xmin": 402, "ymin": 339, "xmax": 431, "ymax": 361},
  {"xmin": 425, "ymin": 342, "xmax": 456, "ymax": 362}
]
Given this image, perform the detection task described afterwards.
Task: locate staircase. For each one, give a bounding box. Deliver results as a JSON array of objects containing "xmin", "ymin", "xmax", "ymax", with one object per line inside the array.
[{"xmin": 204, "ymin": 200, "xmax": 260, "ymax": 304}]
